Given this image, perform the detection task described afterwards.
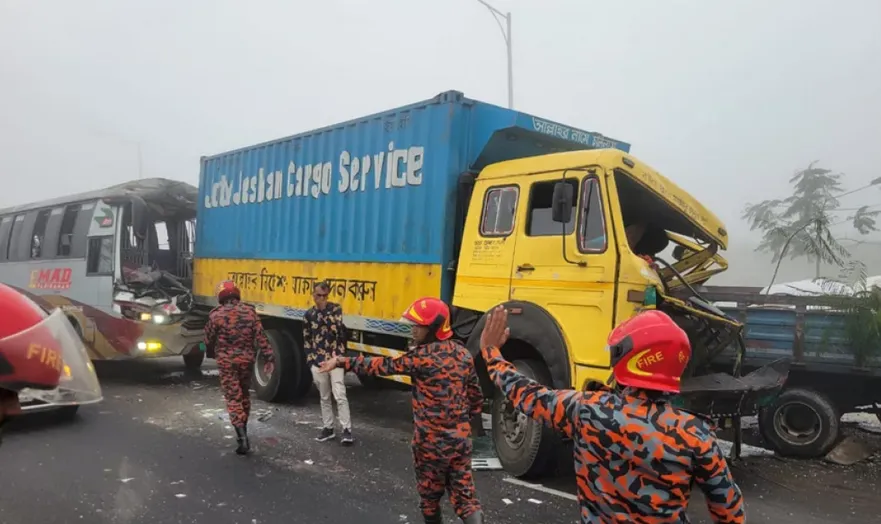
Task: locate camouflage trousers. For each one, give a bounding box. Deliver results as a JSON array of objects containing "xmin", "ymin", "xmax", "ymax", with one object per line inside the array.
[
  {"xmin": 218, "ymin": 360, "xmax": 252, "ymax": 428},
  {"xmin": 412, "ymin": 438, "xmax": 481, "ymax": 519}
]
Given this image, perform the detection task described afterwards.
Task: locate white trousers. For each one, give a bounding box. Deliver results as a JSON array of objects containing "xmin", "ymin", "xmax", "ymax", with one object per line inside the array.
[{"xmin": 311, "ymin": 366, "xmax": 351, "ymax": 430}]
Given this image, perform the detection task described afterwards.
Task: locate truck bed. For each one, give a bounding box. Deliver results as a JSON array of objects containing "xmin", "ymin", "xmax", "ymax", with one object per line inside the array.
[{"xmin": 702, "ymin": 285, "xmax": 881, "ymax": 375}]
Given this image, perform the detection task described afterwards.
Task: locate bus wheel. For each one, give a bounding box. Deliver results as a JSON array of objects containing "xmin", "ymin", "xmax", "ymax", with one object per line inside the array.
[
  {"xmin": 183, "ymin": 350, "xmax": 205, "ymax": 370},
  {"xmin": 492, "ymin": 358, "xmax": 560, "ymax": 478}
]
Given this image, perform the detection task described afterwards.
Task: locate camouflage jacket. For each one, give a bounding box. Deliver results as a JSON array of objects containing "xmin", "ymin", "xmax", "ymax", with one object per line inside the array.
[
  {"xmin": 481, "ymin": 344, "xmax": 745, "ymax": 524},
  {"xmin": 342, "ymin": 340, "xmax": 483, "ymax": 447},
  {"xmin": 204, "ymin": 299, "xmax": 274, "ymax": 365}
]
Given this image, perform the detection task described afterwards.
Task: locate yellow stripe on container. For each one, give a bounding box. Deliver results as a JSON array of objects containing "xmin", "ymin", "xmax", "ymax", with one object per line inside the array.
[{"xmin": 194, "ymin": 258, "xmax": 443, "ymax": 322}]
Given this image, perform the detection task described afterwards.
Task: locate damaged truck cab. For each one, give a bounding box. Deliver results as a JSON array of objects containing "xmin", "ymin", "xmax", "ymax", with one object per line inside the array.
[{"xmin": 453, "ymin": 149, "xmax": 790, "ymax": 476}]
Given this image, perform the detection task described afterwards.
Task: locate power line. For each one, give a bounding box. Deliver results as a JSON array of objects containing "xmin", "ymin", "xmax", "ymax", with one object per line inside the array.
[{"xmin": 837, "ymin": 181, "xmax": 881, "ymax": 199}]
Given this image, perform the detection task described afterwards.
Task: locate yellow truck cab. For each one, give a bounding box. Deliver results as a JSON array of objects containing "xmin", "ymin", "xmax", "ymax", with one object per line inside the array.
[
  {"xmin": 453, "ymin": 148, "xmax": 762, "ymax": 476},
  {"xmin": 186, "ymin": 91, "xmax": 789, "ymax": 479}
]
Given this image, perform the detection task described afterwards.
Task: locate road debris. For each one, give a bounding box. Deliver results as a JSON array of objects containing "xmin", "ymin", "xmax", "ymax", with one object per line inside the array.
[
  {"xmin": 826, "ymin": 436, "xmax": 877, "ymax": 466},
  {"xmin": 471, "ymin": 458, "xmax": 503, "ymax": 471}
]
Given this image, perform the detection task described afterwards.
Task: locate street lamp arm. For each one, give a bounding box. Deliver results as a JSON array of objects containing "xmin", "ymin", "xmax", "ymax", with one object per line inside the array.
[
  {"xmin": 475, "ymin": 0, "xmax": 504, "ymax": 17},
  {"xmin": 473, "ymin": 0, "xmax": 514, "ymax": 109},
  {"xmin": 476, "ymin": 1, "xmax": 510, "ymax": 44}
]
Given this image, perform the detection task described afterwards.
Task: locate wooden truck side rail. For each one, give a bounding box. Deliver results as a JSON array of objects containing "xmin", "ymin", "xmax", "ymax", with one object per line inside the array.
[{"xmin": 699, "ymin": 285, "xmax": 881, "ymax": 376}]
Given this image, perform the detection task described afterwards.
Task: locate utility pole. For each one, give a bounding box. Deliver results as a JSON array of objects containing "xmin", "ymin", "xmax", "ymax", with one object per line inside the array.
[{"xmin": 475, "ymin": 0, "xmax": 513, "ymax": 109}]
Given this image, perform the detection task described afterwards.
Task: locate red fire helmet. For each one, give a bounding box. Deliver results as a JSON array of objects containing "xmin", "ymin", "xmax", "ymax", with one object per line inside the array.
[
  {"xmin": 216, "ymin": 280, "xmax": 241, "ymax": 303},
  {"xmin": 608, "ymin": 310, "xmax": 691, "ymax": 393},
  {"xmin": 400, "ymin": 297, "xmax": 453, "ymax": 341}
]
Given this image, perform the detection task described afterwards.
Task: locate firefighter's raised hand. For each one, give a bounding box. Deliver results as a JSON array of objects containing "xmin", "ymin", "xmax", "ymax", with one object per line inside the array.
[
  {"xmin": 319, "ymin": 357, "xmax": 340, "ymax": 373},
  {"xmin": 480, "ymin": 306, "xmax": 510, "ymax": 349}
]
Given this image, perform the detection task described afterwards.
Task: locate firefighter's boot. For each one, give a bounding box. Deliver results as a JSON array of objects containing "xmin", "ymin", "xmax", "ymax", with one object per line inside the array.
[
  {"xmin": 423, "ymin": 512, "xmax": 442, "ymax": 524},
  {"xmin": 234, "ymin": 426, "xmax": 250, "ymax": 455}
]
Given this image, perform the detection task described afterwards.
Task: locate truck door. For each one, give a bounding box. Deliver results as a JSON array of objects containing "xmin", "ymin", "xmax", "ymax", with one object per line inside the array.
[
  {"xmin": 454, "ymin": 180, "xmax": 522, "ymax": 313},
  {"xmin": 509, "ymin": 172, "xmax": 618, "ymax": 371}
]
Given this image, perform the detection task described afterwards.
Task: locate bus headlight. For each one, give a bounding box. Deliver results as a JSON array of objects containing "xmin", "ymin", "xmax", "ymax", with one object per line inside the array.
[
  {"xmin": 136, "ymin": 341, "xmax": 163, "ymax": 353},
  {"xmin": 152, "ymin": 314, "xmax": 167, "ymax": 324}
]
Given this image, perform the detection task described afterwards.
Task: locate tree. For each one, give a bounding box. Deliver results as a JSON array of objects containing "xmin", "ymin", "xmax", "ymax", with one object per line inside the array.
[{"xmin": 743, "ymin": 162, "xmax": 880, "ymax": 278}]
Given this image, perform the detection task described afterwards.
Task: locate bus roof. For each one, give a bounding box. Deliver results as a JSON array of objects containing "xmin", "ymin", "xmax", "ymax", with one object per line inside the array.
[
  {"xmin": 0, "ymin": 178, "xmax": 198, "ymax": 217},
  {"xmin": 479, "ymin": 149, "xmax": 728, "ymax": 249}
]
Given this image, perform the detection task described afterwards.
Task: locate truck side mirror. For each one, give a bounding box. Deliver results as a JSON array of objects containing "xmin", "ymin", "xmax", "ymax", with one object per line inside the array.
[{"xmin": 551, "ymin": 182, "xmax": 574, "ymax": 224}]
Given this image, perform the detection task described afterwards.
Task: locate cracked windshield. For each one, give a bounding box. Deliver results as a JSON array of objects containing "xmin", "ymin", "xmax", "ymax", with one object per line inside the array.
[{"xmin": 1, "ymin": 1, "xmax": 879, "ymax": 523}]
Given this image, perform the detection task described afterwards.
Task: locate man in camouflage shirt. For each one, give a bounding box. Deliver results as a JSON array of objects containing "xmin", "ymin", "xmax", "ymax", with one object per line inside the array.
[
  {"xmin": 204, "ymin": 280, "xmax": 275, "ymax": 455},
  {"xmin": 304, "ymin": 281, "xmax": 353, "ymax": 445}
]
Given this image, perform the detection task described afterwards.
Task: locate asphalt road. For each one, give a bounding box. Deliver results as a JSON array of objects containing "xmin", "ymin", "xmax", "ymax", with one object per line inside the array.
[{"xmin": 1, "ymin": 358, "xmax": 877, "ymax": 524}]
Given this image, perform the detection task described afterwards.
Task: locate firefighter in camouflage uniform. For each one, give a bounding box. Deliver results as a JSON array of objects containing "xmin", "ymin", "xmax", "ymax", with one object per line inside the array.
[
  {"xmin": 479, "ymin": 306, "xmax": 745, "ymax": 524},
  {"xmin": 320, "ymin": 297, "xmax": 485, "ymax": 524},
  {"xmin": 204, "ymin": 280, "xmax": 275, "ymax": 455}
]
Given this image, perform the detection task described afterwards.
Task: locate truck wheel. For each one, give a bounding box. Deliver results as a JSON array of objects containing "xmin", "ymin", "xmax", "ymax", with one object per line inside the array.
[
  {"xmin": 253, "ymin": 329, "xmax": 310, "ymax": 402},
  {"xmin": 183, "ymin": 350, "xmax": 205, "ymax": 370},
  {"xmin": 492, "ymin": 358, "xmax": 560, "ymax": 478},
  {"xmin": 758, "ymin": 387, "xmax": 840, "ymax": 458}
]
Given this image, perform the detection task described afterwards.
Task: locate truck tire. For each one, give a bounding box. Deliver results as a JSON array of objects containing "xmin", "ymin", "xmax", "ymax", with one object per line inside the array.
[
  {"xmin": 492, "ymin": 358, "xmax": 560, "ymax": 478},
  {"xmin": 758, "ymin": 387, "xmax": 840, "ymax": 458},
  {"xmin": 183, "ymin": 350, "xmax": 205, "ymax": 370},
  {"xmin": 253, "ymin": 329, "xmax": 311, "ymax": 402}
]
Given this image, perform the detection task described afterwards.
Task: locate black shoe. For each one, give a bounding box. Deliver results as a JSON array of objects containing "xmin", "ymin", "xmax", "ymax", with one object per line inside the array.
[
  {"xmin": 340, "ymin": 428, "xmax": 354, "ymax": 446},
  {"xmin": 234, "ymin": 426, "xmax": 251, "ymax": 455},
  {"xmin": 423, "ymin": 513, "xmax": 442, "ymax": 524},
  {"xmin": 315, "ymin": 427, "xmax": 335, "ymax": 442},
  {"xmin": 462, "ymin": 510, "xmax": 484, "ymax": 524}
]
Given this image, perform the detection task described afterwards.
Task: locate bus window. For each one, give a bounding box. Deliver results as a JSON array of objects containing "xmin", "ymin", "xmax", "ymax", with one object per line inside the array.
[
  {"xmin": 86, "ymin": 236, "xmax": 114, "ymax": 275},
  {"xmin": 155, "ymin": 222, "xmax": 170, "ymax": 250},
  {"xmin": 69, "ymin": 203, "xmax": 95, "ymax": 259},
  {"xmin": 30, "ymin": 209, "xmax": 51, "ymax": 259},
  {"xmin": 186, "ymin": 219, "xmax": 196, "ymax": 253},
  {"xmin": 7, "ymin": 215, "xmax": 26, "ymax": 261},
  {"xmin": 56, "ymin": 205, "xmax": 80, "ymax": 258},
  {"xmin": 0, "ymin": 217, "xmax": 12, "ymax": 262}
]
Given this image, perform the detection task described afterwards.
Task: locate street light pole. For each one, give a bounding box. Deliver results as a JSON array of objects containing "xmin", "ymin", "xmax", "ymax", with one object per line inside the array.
[
  {"xmin": 475, "ymin": 0, "xmax": 513, "ymax": 109},
  {"xmin": 137, "ymin": 142, "xmax": 144, "ymax": 180}
]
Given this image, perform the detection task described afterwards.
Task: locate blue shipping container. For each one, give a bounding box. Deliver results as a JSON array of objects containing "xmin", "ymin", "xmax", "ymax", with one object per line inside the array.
[{"xmin": 196, "ymin": 90, "xmax": 630, "ymax": 269}]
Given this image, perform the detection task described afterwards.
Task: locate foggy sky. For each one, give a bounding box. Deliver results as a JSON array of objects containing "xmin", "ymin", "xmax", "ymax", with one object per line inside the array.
[{"xmin": 1, "ymin": 0, "xmax": 879, "ymax": 284}]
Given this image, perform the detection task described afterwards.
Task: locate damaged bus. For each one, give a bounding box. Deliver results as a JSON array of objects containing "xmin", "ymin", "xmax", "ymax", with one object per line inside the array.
[{"xmin": 0, "ymin": 178, "xmax": 202, "ymax": 368}]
